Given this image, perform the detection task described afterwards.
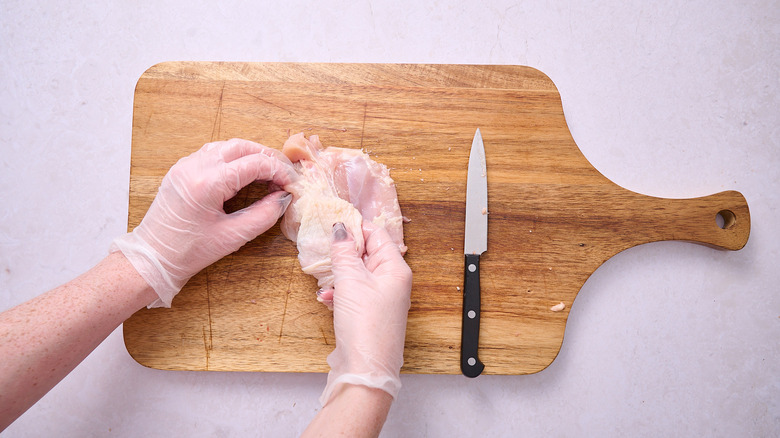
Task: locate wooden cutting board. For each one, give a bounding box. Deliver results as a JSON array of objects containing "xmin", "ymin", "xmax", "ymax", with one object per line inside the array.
[{"xmin": 122, "ymin": 62, "xmax": 750, "ymax": 375}]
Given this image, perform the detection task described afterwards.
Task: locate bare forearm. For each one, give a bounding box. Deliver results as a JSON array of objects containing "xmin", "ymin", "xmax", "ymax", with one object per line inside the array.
[
  {"xmin": 0, "ymin": 252, "xmax": 156, "ymax": 431},
  {"xmin": 302, "ymin": 384, "xmax": 393, "ymax": 438}
]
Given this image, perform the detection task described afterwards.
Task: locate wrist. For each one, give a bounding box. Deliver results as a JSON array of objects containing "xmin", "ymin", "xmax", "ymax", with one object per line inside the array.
[
  {"xmin": 332, "ymin": 383, "xmax": 393, "ymax": 405},
  {"xmin": 98, "ymin": 252, "xmax": 159, "ymax": 310},
  {"xmin": 109, "ymin": 233, "xmax": 185, "ymax": 308},
  {"xmin": 303, "ymin": 383, "xmax": 393, "ymax": 437},
  {"xmin": 320, "ymin": 367, "xmax": 402, "ymax": 407}
]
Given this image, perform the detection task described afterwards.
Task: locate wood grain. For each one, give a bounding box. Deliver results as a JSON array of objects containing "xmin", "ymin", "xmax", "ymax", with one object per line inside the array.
[{"xmin": 122, "ymin": 62, "xmax": 750, "ymax": 375}]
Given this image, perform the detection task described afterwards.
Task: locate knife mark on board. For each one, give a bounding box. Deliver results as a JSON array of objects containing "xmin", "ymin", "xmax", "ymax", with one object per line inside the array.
[
  {"xmin": 202, "ymin": 326, "xmax": 211, "ymax": 370},
  {"xmin": 204, "ymin": 268, "xmax": 214, "ymax": 370},
  {"xmin": 359, "ymin": 101, "xmax": 367, "ymax": 150},
  {"xmin": 247, "ymin": 92, "xmax": 297, "ymax": 116},
  {"xmin": 141, "ymin": 110, "xmax": 154, "ymax": 138},
  {"xmin": 210, "ymin": 81, "xmax": 226, "ymax": 141},
  {"xmin": 278, "ymin": 260, "xmax": 297, "ymax": 343},
  {"xmin": 320, "ymin": 326, "xmax": 329, "ymax": 346}
]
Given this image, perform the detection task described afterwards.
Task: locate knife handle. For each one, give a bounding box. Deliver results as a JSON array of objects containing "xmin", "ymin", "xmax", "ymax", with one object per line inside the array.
[{"xmin": 461, "ymin": 253, "xmax": 485, "ymax": 377}]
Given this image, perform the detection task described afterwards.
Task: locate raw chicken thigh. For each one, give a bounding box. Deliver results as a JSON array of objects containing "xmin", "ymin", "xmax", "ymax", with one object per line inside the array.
[{"xmin": 280, "ymin": 133, "xmax": 407, "ymax": 303}]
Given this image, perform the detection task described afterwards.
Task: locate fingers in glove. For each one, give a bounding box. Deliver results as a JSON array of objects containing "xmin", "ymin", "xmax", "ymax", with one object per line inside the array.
[
  {"xmin": 213, "ymin": 138, "xmax": 266, "ymax": 162},
  {"xmin": 330, "ymin": 222, "xmax": 369, "ymax": 274},
  {"xmin": 222, "ymin": 153, "xmax": 299, "ymax": 200},
  {"xmin": 361, "ymin": 221, "xmax": 406, "ymax": 274},
  {"xmin": 224, "ymin": 190, "xmax": 292, "ymax": 239},
  {"xmin": 255, "ymin": 143, "xmax": 295, "ymax": 168},
  {"xmin": 316, "ymin": 288, "xmax": 334, "ymax": 310},
  {"xmin": 216, "ymin": 138, "xmax": 296, "ymax": 169}
]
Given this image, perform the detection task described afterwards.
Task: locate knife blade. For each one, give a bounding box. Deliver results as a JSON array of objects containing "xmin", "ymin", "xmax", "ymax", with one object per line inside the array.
[{"xmin": 461, "ymin": 128, "xmax": 487, "ymax": 378}]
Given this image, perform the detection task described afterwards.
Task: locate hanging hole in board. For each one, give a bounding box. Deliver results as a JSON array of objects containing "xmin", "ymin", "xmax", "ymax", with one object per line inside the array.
[{"xmin": 716, "ymin": 210, "xmax": 736, "ymax": 230}]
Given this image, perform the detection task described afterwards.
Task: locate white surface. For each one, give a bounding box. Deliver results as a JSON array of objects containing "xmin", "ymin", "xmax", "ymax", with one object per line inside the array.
[{"xmin": 1, "ymin": 1, "xmax": 778, "ymax": 436}]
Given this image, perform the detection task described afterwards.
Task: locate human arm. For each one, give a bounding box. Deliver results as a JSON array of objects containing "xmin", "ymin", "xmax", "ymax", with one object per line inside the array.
[
  {"xmin": 302, "ymin": 222, "xmax": 413, "ymax": 437},
  {"xmin": 0, "ymin": 138, "xmax": 296, "ymax": 431},
  {"xmin": 0, "ymin": 252, "xmax": 156, "ymax": 431},
  {"xmin": 302, "ymin": 384, "xmax": 393, "ymax": 438}
]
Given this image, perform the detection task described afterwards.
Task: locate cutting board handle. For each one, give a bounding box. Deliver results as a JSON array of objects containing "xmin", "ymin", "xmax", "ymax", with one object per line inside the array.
[{"xmin": 628, "ymin": 190, "xmax": 750, "ymax": 251}]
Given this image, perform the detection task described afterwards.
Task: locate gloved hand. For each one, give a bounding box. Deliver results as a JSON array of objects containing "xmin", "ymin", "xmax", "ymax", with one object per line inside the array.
[
  {"xmin": 320, "ymin": 221, "xmax": 413, "ymax": 406},
  {"xmin": 111, "ymin": 138, "xmax": 298, "ymax": 308}
]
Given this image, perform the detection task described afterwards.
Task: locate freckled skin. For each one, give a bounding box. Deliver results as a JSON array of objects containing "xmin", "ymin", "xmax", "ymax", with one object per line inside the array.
[
  {"xmin": 0, "ymin": 252, "xmax": 156, "ymax": 431},
  {"xmin": 301, "ymin": 385, "xmax": 392, "ymax": 438}
]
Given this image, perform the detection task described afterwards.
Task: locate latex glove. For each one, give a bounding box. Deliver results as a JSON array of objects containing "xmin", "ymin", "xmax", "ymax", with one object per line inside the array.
[
  {"xmin": 111, "ymin": 138, "xmax": 298, "ymax": 308},
  {"xmin": 320, "ymin": 221, "xmax": 413, "ymax": 406}
]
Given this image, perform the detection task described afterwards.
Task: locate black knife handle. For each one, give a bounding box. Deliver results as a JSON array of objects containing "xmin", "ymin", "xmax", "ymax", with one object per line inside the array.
[{"xmin": 461, "ymin": 253, "xmax": 485, "ymax": 377}]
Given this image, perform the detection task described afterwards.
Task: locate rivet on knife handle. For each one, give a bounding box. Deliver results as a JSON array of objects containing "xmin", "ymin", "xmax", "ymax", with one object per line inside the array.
[{"xmin": 461, "ymin": 253, "xmax": 485, "ymax": 377}]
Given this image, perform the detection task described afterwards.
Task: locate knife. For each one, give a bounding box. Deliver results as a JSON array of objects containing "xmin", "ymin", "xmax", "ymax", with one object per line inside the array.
[{"xmin": 461, "ymin": 128, "xmax": 487, "ymax": 378}]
